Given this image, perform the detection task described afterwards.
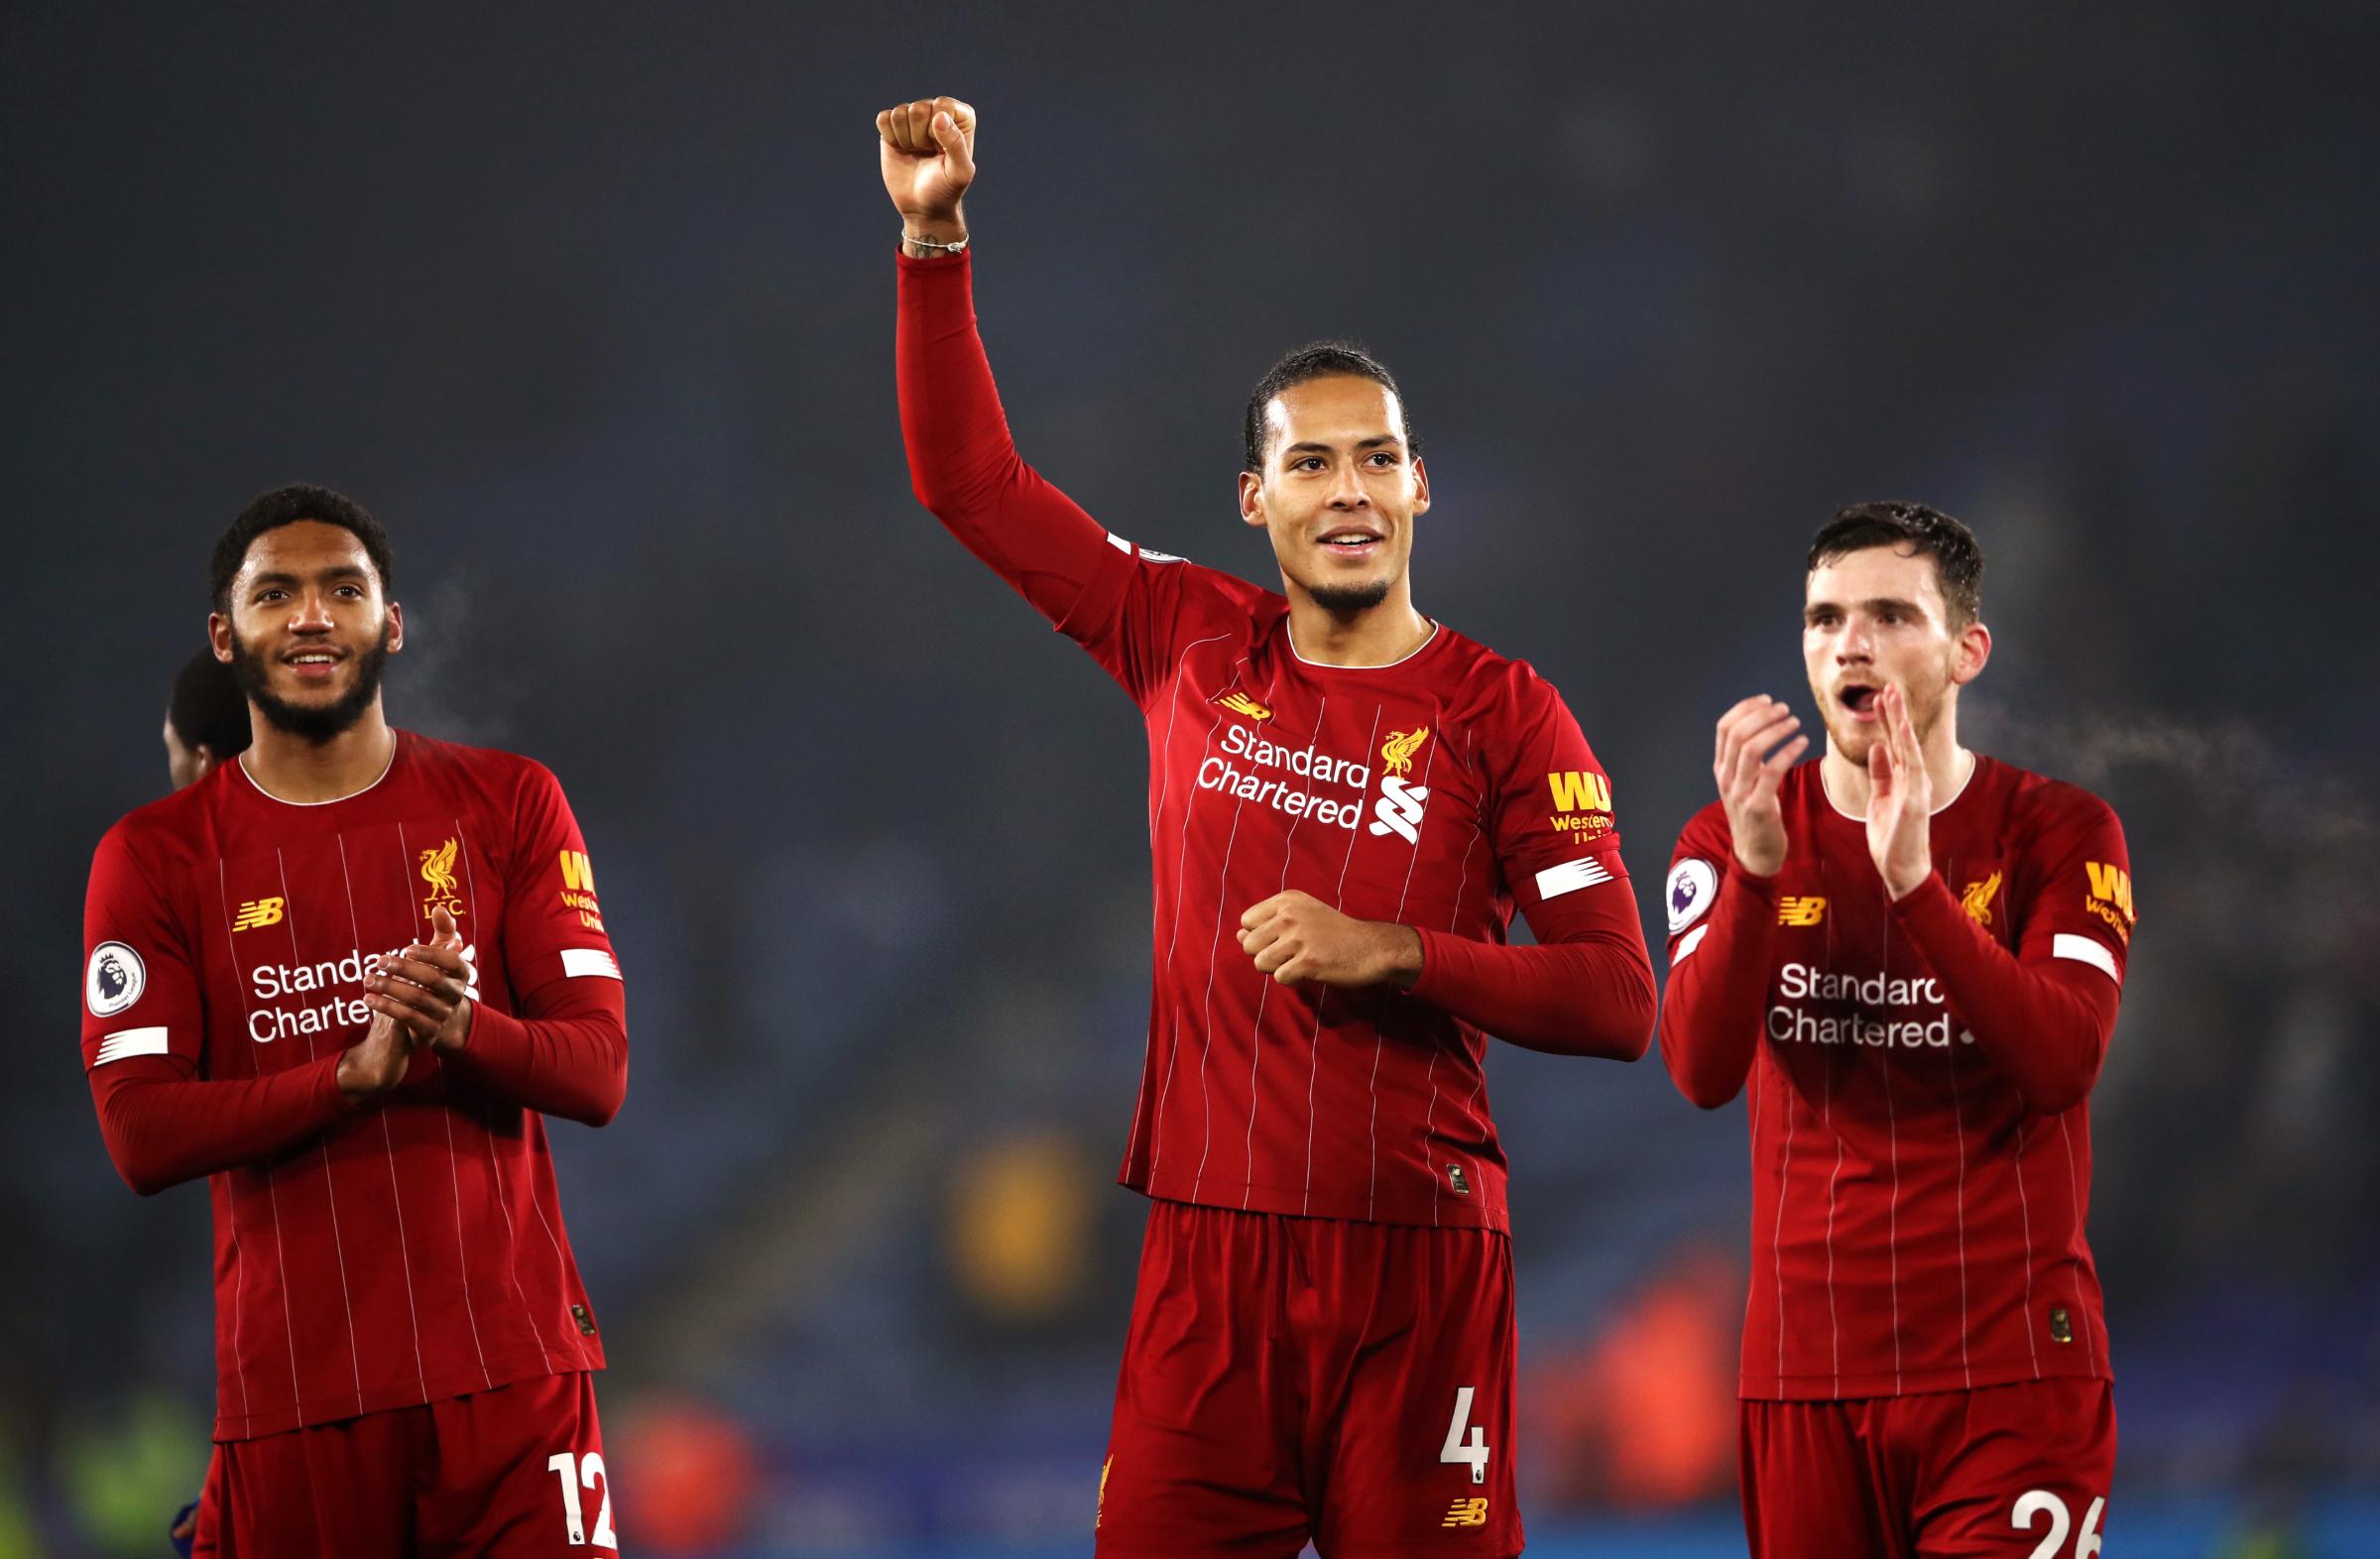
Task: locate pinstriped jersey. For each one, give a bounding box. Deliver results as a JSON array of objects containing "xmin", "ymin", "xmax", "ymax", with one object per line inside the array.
[
  {"xmin": 1057, "ymin": 546, "xmax": 1630, "ymax": 1231},
  {"xmin": 1665, "ymin": 759, "xmax": 2132, "ymax": 1398},
  {"xmin": 78, "ymin": 732, "xmax": 619, "ymax": 1439}
]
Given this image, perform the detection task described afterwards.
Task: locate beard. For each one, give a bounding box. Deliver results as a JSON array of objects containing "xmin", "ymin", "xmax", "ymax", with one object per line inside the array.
[
  {"xmin": 1306, "ymin": 576, "xmax": 1392, "ymax": 614},
  {"xmin": 229, "ymin": 624, "xmax": 392, "ymax": 743}
]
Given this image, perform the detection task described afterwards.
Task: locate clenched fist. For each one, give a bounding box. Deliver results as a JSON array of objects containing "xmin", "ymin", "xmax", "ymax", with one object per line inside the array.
[
  {"xmin": 1237, "ymin": 891, "xmax": 1422, "ymax": 990},
  {"xmin": 877, "ymin": 95, "xmax": 977, "ymax": 250}
]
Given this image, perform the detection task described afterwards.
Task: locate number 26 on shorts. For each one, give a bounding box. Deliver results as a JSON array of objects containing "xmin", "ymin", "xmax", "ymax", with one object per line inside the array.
[
  {"xmin": 1440, "ymin": 1386, "xmax": 1490, "ymax": 1485},
  {"xmin": 547, "ymin": 1450, "xmax": 618, "ymax": 1548},
  {"xmin": 2013, "ymin": 1489, "xmax": 2103, "ymax": 1559}
]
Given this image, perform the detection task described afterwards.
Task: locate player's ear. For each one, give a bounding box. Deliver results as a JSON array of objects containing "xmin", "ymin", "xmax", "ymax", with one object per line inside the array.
[
  {"xmin": 1410, "ymin": 453, "xmax": 1431, "ymax": 517},
  {"xmin": 1951, "ymin": 619, "xmax": 1990, "ymax": 685},
  {"xmin": 207, "ymin": 613, "xmax": 234, "ymax": 664},
  {"xmin": 383, "ymin": 600, "xmax": 406, "ymax": 655},
  {"xmin": 191, "ymin": 745, "xmax": 220, "ymax": 782},
  {"xmin": 1239, "ymin": 469, "xmax": 1267, "ymax": 530}
]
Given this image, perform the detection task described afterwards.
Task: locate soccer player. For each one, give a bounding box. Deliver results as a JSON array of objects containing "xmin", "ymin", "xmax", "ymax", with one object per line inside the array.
[
  {"xmin": 81, "ymin": 486, "xmax": 630, "ymax": 1558},
  {"xmin": 1658, "ymin": 503, "xmax": 2133, "ymax": 1558},
  {"xmin": 880, "ymin": 97, "xmax": 1657, "ymax": 1556},
  {"xmin": 166, "ymin": 647, "xmax": 252, "ymax": 789}
]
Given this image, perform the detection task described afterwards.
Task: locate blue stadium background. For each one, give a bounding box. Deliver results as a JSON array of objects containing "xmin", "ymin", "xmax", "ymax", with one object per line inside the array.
[{"xmin": 5, "ymin": 4, "xmax": 2377, "ymax": 1554}]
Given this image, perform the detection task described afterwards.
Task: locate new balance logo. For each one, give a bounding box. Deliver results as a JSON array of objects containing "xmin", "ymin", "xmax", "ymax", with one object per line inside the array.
[
  {"xmin": 1212, "ymin": 689, "xmax": 1272, "ymax": 722},
  {"xmin": 1777, "ymin": 896, "xmax": 1827, "ymax": 927},
  {"xmin": 1443, "ymin": 1498, "xmax": 1489, "ymax": 1528},
  {"xmin": 1368, "ymin": 777, "xmax": 1430, "ymax": 843},
  {"xmin": 231, "ymin": 897, "xmax": 286, "ymax": 932}
]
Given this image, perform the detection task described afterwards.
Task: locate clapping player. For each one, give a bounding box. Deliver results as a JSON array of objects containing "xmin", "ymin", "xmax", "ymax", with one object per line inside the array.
[
  {"xmin": 1659, "ymin": 504, "xmax": 2133, "ymax": 1558},
  {"xmin": 82, "ymin": 489, "xmax": 630, "ymax": 1556}
]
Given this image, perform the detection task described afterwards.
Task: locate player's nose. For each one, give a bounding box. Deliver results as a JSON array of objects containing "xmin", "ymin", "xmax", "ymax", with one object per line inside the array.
[
  {"xmin": 290, "ymin": 590, "xmax": 337, "ymax": 629},
  {"xmin": 1327, "ymin": 464, "xmax": 1370, "ymax": 508}
]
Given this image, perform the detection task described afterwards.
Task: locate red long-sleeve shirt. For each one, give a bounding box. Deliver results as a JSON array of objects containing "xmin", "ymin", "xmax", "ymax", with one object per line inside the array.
[
  {"xmin": 1657, "ymin": 756, "xmax": 2133, "ymax": 1397},
  {"xmin": 79, "ymin": 732, "xmax": 627, "ymax": 1438},
  {"xmin": 898, "ymin": 249, "xmax": 1653, "ymax": 1229}
]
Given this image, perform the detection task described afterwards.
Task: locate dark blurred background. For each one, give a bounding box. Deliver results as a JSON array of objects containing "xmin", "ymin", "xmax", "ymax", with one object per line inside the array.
[{"xmin": 7, "ymin": 4, "xmax": 2378, "ymax": 1555}]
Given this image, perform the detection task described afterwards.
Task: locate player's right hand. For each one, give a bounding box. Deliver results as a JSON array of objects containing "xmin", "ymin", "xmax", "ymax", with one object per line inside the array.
[
  {"xmin": 877, "ymin": 95, "xmax": 976, "ymax": 235},
  {"xmin": 335, "ymin": 1009, "xmax": 419, "ymax": 1106},
  {"xmin": 1715, "ymin": 694, "xmax": 1806, "ymax": 877}
]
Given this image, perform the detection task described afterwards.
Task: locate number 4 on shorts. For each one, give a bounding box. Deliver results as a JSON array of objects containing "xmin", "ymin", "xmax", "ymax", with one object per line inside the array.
[
  {"xmin": 1440, "ymin": 1386, "xmax": 1489, "ymax": 1485},
  {"xmin": 546, "ymin": 1451, "xmax": 618, "ymax": 1548}
]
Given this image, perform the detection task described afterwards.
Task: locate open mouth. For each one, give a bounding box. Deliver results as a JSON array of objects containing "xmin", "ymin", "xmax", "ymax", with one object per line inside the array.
[
  {"xmin": 1318, "ymin": 528, "xmax": 1382, "ymax": 559},
  {"xmin": 1839, "ymin": 684, "xmax": 1881, "ymax": 720},
  {"xmin": 284, "ymin": 650, "xmax": 346, "ymax": 682}
]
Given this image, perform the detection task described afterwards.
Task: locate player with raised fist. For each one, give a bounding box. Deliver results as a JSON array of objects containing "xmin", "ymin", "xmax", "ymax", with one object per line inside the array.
[{"xmin": 881, "ymin": 96, "xmax": 1657, "ymax": 1557}]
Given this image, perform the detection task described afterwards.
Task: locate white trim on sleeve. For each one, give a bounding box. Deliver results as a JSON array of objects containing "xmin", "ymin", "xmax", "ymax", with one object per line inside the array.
[
  {"xmin": 94, "ymin": 1025, "xmax": 171, "ymax": 1065},
  {"xmin": 559, "ymin": 948, "xmax": 622, "ymax": 980},
  {"xmin": 1672, "ymin": 924, "xmax": 1712, "ymax": 964},
  {"xmin": 1534, "ymin": 855, "xmax": 1615, "ymax": 901},
  {"xmin": 2052, "ymin": 933, "xmax": 2120, "ymax": 984}
]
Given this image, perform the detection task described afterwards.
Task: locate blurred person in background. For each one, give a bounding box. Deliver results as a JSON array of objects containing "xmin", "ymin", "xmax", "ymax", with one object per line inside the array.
[
  {"xmin": 79, "ymin": 486, "xmax": 631, "ymax": 1557},
  {"xmin": 883, "ymin": 96, "xmax": 1656, "ymax": 1556},
  {"xmin": 1659, "ymin": 504, "xmax": 2133, "ymax": 1558},
  {"xmin": 165, "ymin": 649, "xmax": 251, "ymax": 790}
]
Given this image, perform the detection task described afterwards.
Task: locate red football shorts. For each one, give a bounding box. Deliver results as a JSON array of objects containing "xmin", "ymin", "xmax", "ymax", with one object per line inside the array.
[
  {"xmin": 1096, "ymin": 1198, "xmax": 1520, "ymax": 1558},
  {"xmin": 193, "ymin": 1370, "xmax": 613, "ymax": 1558},
  {"xmin": 1739, "ymin": 1379, "xmax": 2115, "ymax": 1559}
]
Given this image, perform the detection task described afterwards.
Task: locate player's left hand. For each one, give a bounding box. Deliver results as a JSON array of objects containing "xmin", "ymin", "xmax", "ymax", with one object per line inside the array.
[
  {"xmin": 365, "ymin": 905, "xmax": 477, "ymax": 1052},
  {"xmin": 1865, "ymin": 683, "xmax": 1934, "ymax": 900},
  {"xmin": 1238, "ymin": 891, "xmax": 1422, "ymax": 989}
]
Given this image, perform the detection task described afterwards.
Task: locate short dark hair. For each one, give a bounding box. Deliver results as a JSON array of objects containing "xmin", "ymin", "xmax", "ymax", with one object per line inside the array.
[
  {"xmin": 1242, "ymin": 341, "xmax": 1418, "ymax": 473},
  {"xmin": 1808, "ymin": 500, "xmax": 1983, "ymax": 626},
  {"xmin": 169, "ymin": 648, "xmax": 253, "ymax": 759},
  {"xmin": 210, "ymin": 484, "xmax": 394, "ymax": 614}
]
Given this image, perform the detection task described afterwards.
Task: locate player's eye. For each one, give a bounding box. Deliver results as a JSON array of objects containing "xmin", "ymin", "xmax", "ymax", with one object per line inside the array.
[
  {"xmin": 1293, "ymin": 457, "xmax": 1324, "ymax": 473},
  {"xmin": 1366, "ymin": 451, "xmax": 1398, "ymax": 468},
  {"xmin": 335, "ymin": 585, "xmax": 363, "ymax": 599}
]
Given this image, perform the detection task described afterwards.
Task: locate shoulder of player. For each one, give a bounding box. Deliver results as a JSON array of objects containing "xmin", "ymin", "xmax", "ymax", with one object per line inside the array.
[
  {"xmin": 400, "ymin": 731, "xmax": 576, "ymax": 825},
  {"xmin": 1674, "ymin": 794, "xmax": 1733, "ymax": 855},
  {"xmin": 1427, "ymin": 629, "xmax": 1587, "ymax": 726},
  {"xmin": 96, "ymin": 769, "xmax": 223, "ymax": 867},
  {"xmin": 1980, "ymin": 757, "xmax": 2122, "ymax": 844}
]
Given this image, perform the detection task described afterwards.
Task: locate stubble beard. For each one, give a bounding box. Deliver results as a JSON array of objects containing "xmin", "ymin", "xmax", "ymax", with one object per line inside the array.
[
  {"xmin": 229, "ymin": 623, "xmax": 392, "ymax": 744},
  {"xmin": 1306, "ymin": 577, "xmax": 1393, "ymax": 614}
]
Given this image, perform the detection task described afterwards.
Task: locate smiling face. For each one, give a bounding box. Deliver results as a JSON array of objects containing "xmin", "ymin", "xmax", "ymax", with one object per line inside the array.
[
  {"xmin": 1802, "ymin": 542, "xmax": 1988, "ymax": 765},
  {"xmin": 209, "ymin": 520, "xmax": 403, "ymax": 743},
  {"xmin": 1239, "ymin": 375, "xmax": 1430, "ymax": 614}
]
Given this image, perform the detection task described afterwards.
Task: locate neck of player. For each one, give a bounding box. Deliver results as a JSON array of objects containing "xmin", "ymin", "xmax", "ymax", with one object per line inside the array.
[
  {"xmin": 1822, "ymin": 705, "xmax": 1973, "ymax": 819},
  {"xmin": 1285, "ymin": 576, "xmax": 1434, "ymax": 668},
  {"xmin": 241, "ymin": 700, "xmax": 399, "ymax": 803}
]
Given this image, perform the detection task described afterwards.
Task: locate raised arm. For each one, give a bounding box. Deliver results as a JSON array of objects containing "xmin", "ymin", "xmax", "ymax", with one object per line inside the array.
[
  {"xmin": 881, "ymin": 94, "xmax": 1136, "ymax": 632},
  {"xmin": 1657, "ymin": 695, "xmax": 1808, "ymax": 1108}
]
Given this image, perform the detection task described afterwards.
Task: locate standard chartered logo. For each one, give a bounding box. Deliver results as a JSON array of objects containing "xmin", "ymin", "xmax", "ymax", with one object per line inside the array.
[
  {"xmin": 1767, "ymin": 961, "xmax": 1974, "ymax": 1049},
  {"xmin": 246, "ymin": 944, "xmax": 479, "ymax": 1042},
  {"xmin": 1197, "ymin": 720, "xmax": 1438, "ymax": 848},
  {"xmin": 1198, "ymin": 721, "xmax": 1371, "ymax": 829}
]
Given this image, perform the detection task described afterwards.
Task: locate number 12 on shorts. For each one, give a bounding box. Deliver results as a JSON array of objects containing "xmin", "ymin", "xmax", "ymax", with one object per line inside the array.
[
  {"xmin": 546, "ymin": 1451, "xmax": 617, "ymax": 1548},
  {"xmin": 1440, "ymin": 1386, "xmax": 1489, "ymax": 1485}
]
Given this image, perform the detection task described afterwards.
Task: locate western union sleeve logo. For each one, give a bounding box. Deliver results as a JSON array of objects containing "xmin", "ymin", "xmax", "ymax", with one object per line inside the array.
[
  {"xmin": 1547, "ymin": 771, "xmax": 1612, "ymax": 812},
  {"xmin": 231, "ymin": 897, "xmax": 287, "ymax": 932},
  {"xmin": 2083, "ymin": 861, "xmax": 2134, "ymax": 942},
  {"xmin": 558, "ymin": 849, "xmax": 605, "ymax": 930}
]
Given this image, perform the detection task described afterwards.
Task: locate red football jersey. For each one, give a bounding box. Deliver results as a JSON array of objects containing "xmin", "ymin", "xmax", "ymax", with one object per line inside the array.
[
  {"xmin": 79, "ymin": 732, "xmax": 625, "ymax": 1439},
  {"xmin": 898, "ymin": 252, "xmax": 1652, "ymax": 1233},
  {"xmin": 1659, "ymin": 757, "xmax": 2134, "ymax": 1398}
]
